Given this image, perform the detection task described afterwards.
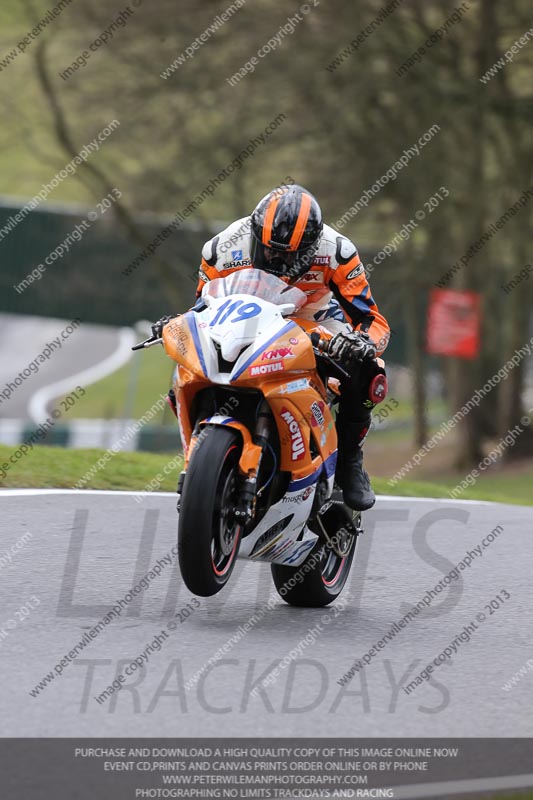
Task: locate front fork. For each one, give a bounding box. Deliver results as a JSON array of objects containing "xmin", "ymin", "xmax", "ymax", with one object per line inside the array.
[
  {"xmin": 177, "ymin": 402, "xmax": 272, "ymax": 521},
  {"xmin": 234, "ymin": 402, "xmax": 272, "ymax": 523}
]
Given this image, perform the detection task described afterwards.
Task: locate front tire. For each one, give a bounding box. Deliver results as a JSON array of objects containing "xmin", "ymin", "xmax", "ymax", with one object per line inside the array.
[{"xmin": 178, "ymin": 426, "xmax": 242, "ymax": 597}]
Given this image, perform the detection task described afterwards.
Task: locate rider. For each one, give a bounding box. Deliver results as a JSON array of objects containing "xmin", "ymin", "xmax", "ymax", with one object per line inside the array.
[{"xmin": 194, "ymin": 184, "xmax": 390, "ymax": 511}]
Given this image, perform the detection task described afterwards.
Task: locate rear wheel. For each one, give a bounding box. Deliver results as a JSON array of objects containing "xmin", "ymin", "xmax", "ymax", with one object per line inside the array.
[
  {"xmin": 270, "ymin": 514, "xmax": 359, "ymax": 607},
  {"xmin": 178, "ymin": 426, "xmax": 242, "ymax": 597}
]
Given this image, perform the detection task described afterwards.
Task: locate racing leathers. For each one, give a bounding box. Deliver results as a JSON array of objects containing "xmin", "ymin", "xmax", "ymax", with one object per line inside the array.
[{"xmin": 196, "ymin": 217, "xmax": 390, "ymax": 510}]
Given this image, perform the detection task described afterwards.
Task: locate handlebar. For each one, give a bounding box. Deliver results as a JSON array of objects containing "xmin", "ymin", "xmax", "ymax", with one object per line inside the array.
[
  {"xmin": 132, "ymin": 336, "xmax": 162, "ymax": 351},
  {"xmin": 310, "ymin": 332, "xmax": 331, "ymax": 353},
  {"xmin": 132, "ymin": 323, "xmax": 350, "ymax": 383},
  {"xmin": 310, "ymin": 333, "xmax": 350, "ymax": 380}
]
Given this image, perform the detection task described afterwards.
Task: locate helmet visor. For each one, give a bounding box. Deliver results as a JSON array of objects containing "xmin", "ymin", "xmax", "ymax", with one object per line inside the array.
[{"xmin": 250, "ymin": 235, "xmax": 319, "ymax": 282}]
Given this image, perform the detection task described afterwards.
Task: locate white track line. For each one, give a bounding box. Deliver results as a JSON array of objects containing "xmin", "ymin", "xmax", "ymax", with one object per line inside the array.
[
  {"xmin": 0, "ymin": 489, "xmax": 503, "ymax": 505},
  {"xmin": 0, "ymin": 489, "xmax": 177, "ymax": 497},
  {"xmin": 378, "ymin": 494, "xmax": 493, "ymax": 506},
  {"xmin": 392, "ymin": 772, "xmax": 533, "ymax": 798},
  {"xmin": 28, "ymin": 327, "xmax": 135, "ymax": 425}
]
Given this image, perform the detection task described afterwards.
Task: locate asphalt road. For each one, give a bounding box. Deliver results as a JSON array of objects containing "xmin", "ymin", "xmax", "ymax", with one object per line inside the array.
[
  {"xmin": 0, "ymin": 490, "xmax": 532, "ymax": 738},
  {"xmin": 0, "ymin": 313, "xmax": 131, "ymax": 420}
]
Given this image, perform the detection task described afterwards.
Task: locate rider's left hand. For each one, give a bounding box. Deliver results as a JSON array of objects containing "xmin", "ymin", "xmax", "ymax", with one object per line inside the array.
[{"xmin": 328, "ymin": 330, "xmax": 377, "ymax": 365}]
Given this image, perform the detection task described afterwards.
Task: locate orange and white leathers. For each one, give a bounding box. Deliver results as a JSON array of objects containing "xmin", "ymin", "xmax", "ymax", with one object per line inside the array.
[{"xmin": 196, "ymin": 217, "xmax": 390, "ymax": 355}]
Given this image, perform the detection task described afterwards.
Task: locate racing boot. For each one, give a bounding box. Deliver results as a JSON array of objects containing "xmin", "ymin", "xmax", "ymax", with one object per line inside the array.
[{"xmin": 335, "ymin": 417, "xmax": 375, "ymax": 511}]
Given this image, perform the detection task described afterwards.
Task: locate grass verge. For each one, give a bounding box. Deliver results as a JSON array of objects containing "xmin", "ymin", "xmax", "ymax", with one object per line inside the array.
[
  {"xmin": 0, "ymin": 444, "xmax": 182, "ymax": 491},
  {"xmin": 0, "ymin": 443, "xmax": 532, "ymax": 505},
  {"xmin": 64, "ymin": 346, "xmax": 176, "ymax": 421}
]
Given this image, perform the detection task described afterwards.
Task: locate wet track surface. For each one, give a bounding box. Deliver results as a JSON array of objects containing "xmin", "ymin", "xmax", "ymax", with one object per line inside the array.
[{"xmin": 1, "ymin": 490, "xmax": 532, "ymax": 737}]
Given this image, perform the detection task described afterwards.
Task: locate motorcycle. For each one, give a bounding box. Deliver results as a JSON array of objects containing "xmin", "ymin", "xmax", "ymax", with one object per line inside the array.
[{"xmin": 133, "ymin": 267, "xmax": 367, "ymax": 607}]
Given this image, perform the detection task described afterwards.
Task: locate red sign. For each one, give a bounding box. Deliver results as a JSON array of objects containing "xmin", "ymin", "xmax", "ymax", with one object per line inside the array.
[{"xmin": 426, "ymin": 289, "xmax": 481, "ymax": 359}]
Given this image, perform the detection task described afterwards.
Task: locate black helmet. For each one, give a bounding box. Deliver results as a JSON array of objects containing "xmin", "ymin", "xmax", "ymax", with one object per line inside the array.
[{"xmin": 250, "ymin": 184, "xmax": 323, "ymax": 281}]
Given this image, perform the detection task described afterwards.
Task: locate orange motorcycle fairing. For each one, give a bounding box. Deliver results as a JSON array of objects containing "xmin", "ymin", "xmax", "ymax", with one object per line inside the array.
[
  {"xmin": 162, "ymin": 314, "xmax": 208, "ymax": 379},
  {"xmin": 261, "ymin": 386, "xmax": 337, "ymax": 479},
  {"xmin": 162, "ymin": 311, "xmax": 337, "ymax": 479},
  {"xmin": 162, "ymin": 314, "xmax": 211, "ymax": 461},
  {"xmin": 228, "ymin": 318, "xmax": 334, "ymax": 385},
  {"xmin": 224, "ymin": 317, "xmax": 336, "ymax": 479},
  {"xmin": 196, "ymin": 417, "xmax": 263, "ymax": 477}
]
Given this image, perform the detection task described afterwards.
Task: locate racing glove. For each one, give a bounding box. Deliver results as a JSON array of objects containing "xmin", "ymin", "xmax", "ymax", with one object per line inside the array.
[
  {"xmin": 151, "ymin": 315, "xmax": 175, "ymax": 339},
  {"xmin": 327, "ymin": 330, "xmax": 377, "ymax": 366}
]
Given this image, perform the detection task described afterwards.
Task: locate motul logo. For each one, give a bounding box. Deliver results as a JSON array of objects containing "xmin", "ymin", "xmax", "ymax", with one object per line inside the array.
[
  {"xmin": 250, "ymin": 362, "xmax": 284, "ymax": 376},
  {"xmin": 280, "ymin": 407, "xmax": 305, "ymax": 460},
  {"xmin": 261, "ymin": 346, "xmax": 294, "ymax": 361}
]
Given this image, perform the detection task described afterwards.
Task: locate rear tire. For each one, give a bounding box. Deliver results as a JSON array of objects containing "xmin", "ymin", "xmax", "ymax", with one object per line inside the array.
[
  {"xmin": 270, "ymin": 521, "xmax": 358, "ymax": 607},
  {"xmin": 178, "ymin": 426, "xmax": 242, "ymax": 597}
]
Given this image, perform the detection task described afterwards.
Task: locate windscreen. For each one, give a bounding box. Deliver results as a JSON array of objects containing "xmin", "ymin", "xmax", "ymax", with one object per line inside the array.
[{"xmin": 202, "ymin": 267, "xmax": 307, "ymax": 311}]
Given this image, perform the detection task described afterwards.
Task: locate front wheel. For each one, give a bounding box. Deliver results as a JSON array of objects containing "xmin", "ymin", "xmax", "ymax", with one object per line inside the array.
[
  {"xmin": 178, "ymin": 426, "xmax": 242, "ymax": 597},
  {"xmin": 270, "ymin": 520, "xmax": 359, "ymax": 607}
]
